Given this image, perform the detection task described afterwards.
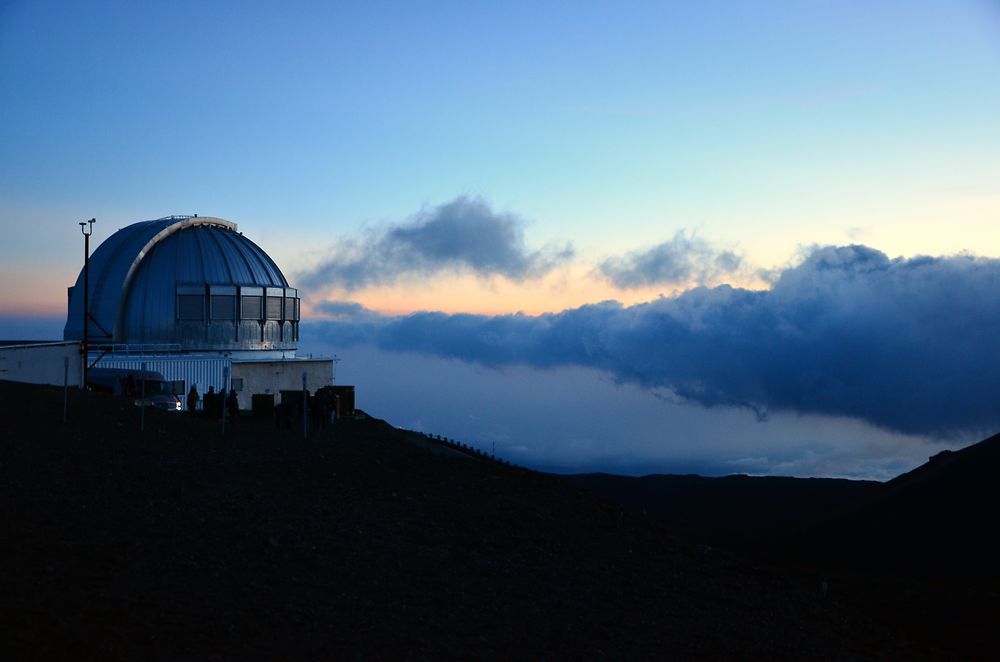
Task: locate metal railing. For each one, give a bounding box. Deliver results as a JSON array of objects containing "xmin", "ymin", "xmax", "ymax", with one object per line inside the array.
[
  {"xmin": 403, "ymin": 429, "xmax": 522, "ymax": 470},
  {"xmin": 93, "ymin": 343, "xmax": 183, "ymax": 356}
]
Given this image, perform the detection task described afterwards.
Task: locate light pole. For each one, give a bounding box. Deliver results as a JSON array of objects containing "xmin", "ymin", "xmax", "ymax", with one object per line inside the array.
[{"xmin": 79, "ymin": 218, "xmax": 95, "ymax": 389}]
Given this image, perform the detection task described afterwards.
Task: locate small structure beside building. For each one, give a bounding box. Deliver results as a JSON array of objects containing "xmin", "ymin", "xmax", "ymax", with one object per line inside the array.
[{"xmin": 0, "ymin": 341, "xmax": 82, "ymax": 387}]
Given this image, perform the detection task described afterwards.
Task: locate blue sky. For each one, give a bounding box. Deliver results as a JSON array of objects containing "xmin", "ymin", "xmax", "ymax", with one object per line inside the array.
[{"xmin": 2, "ymin": 1, "xmax": 1000, "ymax": 478}]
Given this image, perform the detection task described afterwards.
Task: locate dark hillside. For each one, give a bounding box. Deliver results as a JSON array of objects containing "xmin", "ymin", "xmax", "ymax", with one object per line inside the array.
[
  {"xmin": 800, "ymin": 433, "xmax": 1000, "ymax": 575},
  {"xmin": 0, "ymin": 381, "xmax": 910, "ymax": 659},
  {"xmin": 563, "ymin": 473, "xmax": 877, "ymax": 550},
  {"xmin": 566, "ymin": 439, "xmax": 1000, "ymax": 658},
  {"xmin": 787, "ymin": 435, "xmax": 1000, "ymax": 658},
  {"xmin": 566, "ymin": 435, "xmax": 1000, "ymax": 579}
]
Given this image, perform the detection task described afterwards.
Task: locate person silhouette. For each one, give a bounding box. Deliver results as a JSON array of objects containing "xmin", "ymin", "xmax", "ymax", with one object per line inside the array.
[
  {"xmin": 187, "ymin": 384, "xmax": 199, "ymax": 415},
  {"xmin": 206, "ymin": 385, "xmax": 216, "ymax": 418},
  {"xmin": 226, "ymin": 388, "xmax": 240, "ymax": 422}
]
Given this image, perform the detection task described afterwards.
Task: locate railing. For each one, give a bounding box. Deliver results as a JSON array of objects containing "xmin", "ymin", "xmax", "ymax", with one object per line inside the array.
[
  {"xmin": 93, "ymin": 343, "xmax": 184, "ymax": 356},
  {"xmin": 402, "ymin": 429, "xmax": 523, "ymax": 470}
]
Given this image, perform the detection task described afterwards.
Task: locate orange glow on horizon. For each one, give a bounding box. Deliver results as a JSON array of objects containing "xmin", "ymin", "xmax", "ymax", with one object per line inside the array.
[
  {"xmin": 304, "ymin": 267, "xmax": 769, "ymax": 319},
  {"xmin": 0, "ymin": 283, "xmax": 67, "ymax": 317}
]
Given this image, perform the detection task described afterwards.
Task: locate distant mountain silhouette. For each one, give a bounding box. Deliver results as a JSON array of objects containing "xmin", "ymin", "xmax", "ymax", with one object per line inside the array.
[
  {"xmin": 797, "ymin": 433, "xmax": 1000, "ymax": 577},
  {"xmin": 567, "ymin": 434, "xmax": 1000, "ymax": 578},
  {"xmin": 563, "ymin": 472, "xmax": 878, "ymax": 550},
  {"xmin": 566, "ymin": 436, "xmax": 1000, "ymax": 657}
]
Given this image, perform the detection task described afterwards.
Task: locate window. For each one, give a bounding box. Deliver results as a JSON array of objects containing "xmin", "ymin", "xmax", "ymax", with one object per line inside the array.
[
  {"xmin": 266, "ymin": 296, "xmax": 282, "ymax": 320},
  {"xmin": 211, "ymin": 295, "xmax": 236, "ymax": 320},
  {"xmin": 177, "ymin": 294, "xmax": 204, "ymax": 320},
  {"xmin": 241, "ymin": 295, "xmax": 262, "ymax": 320},
  {"xmin": 284, "ymin": 297, "xmax": 296, "ymax": 321}
]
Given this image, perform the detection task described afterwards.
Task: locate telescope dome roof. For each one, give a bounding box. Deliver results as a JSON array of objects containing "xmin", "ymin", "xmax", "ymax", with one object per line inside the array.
[{"xmin": 64, "ymin": 215, "xmax": 299, "ymax": 352}]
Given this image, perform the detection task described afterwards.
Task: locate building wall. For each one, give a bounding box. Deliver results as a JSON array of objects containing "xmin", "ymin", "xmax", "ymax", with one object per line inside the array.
[
  {"xmin": 3, "ymin": 346, "xmax": 336, "ymax": 413},
  {"xmin": 0, "ymin": 342, "xmax": 83, "ymax": 387},
  {"xmin": 231, "ymin": 359, "xmax": 334, "ymax": 411},
  {"xmin": 95, "ymin": 355, "xmax": 334, "ymax": 411},
  {"xmin": 93, "ymin": 355, "xmax": 230, "ymax": 406}
]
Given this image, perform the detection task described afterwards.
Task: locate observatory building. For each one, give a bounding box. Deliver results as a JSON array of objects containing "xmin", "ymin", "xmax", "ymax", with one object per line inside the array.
[
  {"xmin": 64, "ymin": 215, "xmax": 300, "ymax": 356},
  {"xmin": 17, "ymin": 214, "xmax": 338, "ymax": 411}
]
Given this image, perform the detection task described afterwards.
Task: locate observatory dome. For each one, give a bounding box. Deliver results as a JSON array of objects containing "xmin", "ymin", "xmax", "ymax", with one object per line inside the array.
[{"xmin": 64, "ymin": 215, "xmax": 300, "ymax": 353}]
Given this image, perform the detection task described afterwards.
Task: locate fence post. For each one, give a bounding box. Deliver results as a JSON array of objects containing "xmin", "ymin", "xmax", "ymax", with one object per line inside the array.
[
  {"xmin": 140, "ymin": 361, "xmax": 146, "ymax": 432},
  {"xmin": 222, "ymin": 365, "xmax": 229, "ymax": 436},
  {"xmin": 62, "ymin": 356, "xmax": 69, "ymax": 424},
  {"xmin": 302, "ymin": 372, "xmax": 308, "ymax": 439}
]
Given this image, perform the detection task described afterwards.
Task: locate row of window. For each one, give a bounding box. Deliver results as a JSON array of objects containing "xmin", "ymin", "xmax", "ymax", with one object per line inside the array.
[{"xmin": 177, "ymin": 294, "xmax": 300, "ymax": 322}]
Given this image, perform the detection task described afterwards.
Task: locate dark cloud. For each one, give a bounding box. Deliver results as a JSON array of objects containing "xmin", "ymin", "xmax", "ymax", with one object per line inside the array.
[
  {"xmin": 598, "ymin": 231, "xmax": 742, "ymax": 288},
  {"xmin": 310, "ymin": 245, "xmax": 1000, "ymax": 438},
  {"xmin": 313, "ymin": 300, "xmax": 380, "ymax": 321},
  {"xmin": 298, "ymin": 196, "xmax": 573, "ymax": 291}
]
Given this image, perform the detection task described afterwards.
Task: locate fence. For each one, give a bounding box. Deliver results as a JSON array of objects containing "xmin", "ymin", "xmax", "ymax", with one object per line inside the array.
[{"xmin": 402, "ymin": 429, "xmax": 523, "ymax": 470}]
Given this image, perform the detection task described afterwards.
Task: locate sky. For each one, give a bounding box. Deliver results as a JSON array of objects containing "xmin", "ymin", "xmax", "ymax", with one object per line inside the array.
[{"xmin": 2, "ymin": 1, "xmax": 1000, "ymax": 479}]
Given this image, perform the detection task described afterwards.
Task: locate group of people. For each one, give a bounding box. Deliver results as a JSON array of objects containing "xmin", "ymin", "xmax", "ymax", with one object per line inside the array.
[{"xmin": 186, "ymin": 384, "xmax": 240, "ymax": 421}]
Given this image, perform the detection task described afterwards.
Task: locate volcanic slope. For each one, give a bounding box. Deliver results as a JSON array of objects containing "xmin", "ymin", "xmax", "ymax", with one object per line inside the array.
[
  {"xmin": 1, "ymin": 380, "xmax": 913, "ymax": 659},
  {"xmin": 792, "ymin": 434, "xmax": 1000, "ymax": 658},
  {"xmin": 562, "ymin": 472, "xmax": 879, "ymax": 550},
  {"xmin": 567, "ymin": 435, "xmax": 1000, "ymax": 658},
  {"xmin": 566, "ymin": 434, "xmax": 1000, "ymax": 577},
  {"xmin": 802, "ymin": 433, "xmax": 1000, "ymax": 575}
]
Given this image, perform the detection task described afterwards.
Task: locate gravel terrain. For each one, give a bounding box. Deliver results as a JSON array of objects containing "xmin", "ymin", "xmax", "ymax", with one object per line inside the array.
[{"xmin": 1, "ymin": 381, "xmax": 915, "ymax": 659}]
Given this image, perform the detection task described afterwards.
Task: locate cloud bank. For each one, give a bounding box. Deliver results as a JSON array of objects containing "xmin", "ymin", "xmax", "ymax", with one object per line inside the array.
[
  {"xmin": 299, "ymin": 196, "xmax": 573, "ymax": 291},
  {"xmin": 312, "ymin": 245, "xmax": 1000, "ymax": 438},
  {"xmin": 598, "ymin": 231, "xmax": 743, "ymax": 288}
]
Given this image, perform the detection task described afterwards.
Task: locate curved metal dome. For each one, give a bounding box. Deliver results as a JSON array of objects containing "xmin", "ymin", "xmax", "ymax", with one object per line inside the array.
[{"xmin": 64, "ymin": 215, "xmax": 300, "ymax": 352}]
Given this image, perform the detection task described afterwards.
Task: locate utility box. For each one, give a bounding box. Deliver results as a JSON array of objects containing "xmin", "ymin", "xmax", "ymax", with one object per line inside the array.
[
  {"xmin": 251, "ymin": 393, "xmax": 274, "ymax": 418},
  {"xmin": 330, "ymin": 385, "xmax": 355, "ymax": 419},
  {"xmin": 279, "ymin": 389, "xmax": 305, "ymax": 411},
  {"xmin": 311, "ymin": 385, "xmax": 355, "ymax": 423}
]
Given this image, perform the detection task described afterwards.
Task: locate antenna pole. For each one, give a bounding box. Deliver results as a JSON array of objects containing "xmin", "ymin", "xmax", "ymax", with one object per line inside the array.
[{"xmin": 79, "ymin": 218, "xmax": 95, "ymax": 389}]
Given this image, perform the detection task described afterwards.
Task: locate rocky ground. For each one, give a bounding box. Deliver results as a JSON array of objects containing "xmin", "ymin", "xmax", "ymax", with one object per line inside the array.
[{"xmin": 1, "ymin": 381, "xmax": 921, "ymax": 659}]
